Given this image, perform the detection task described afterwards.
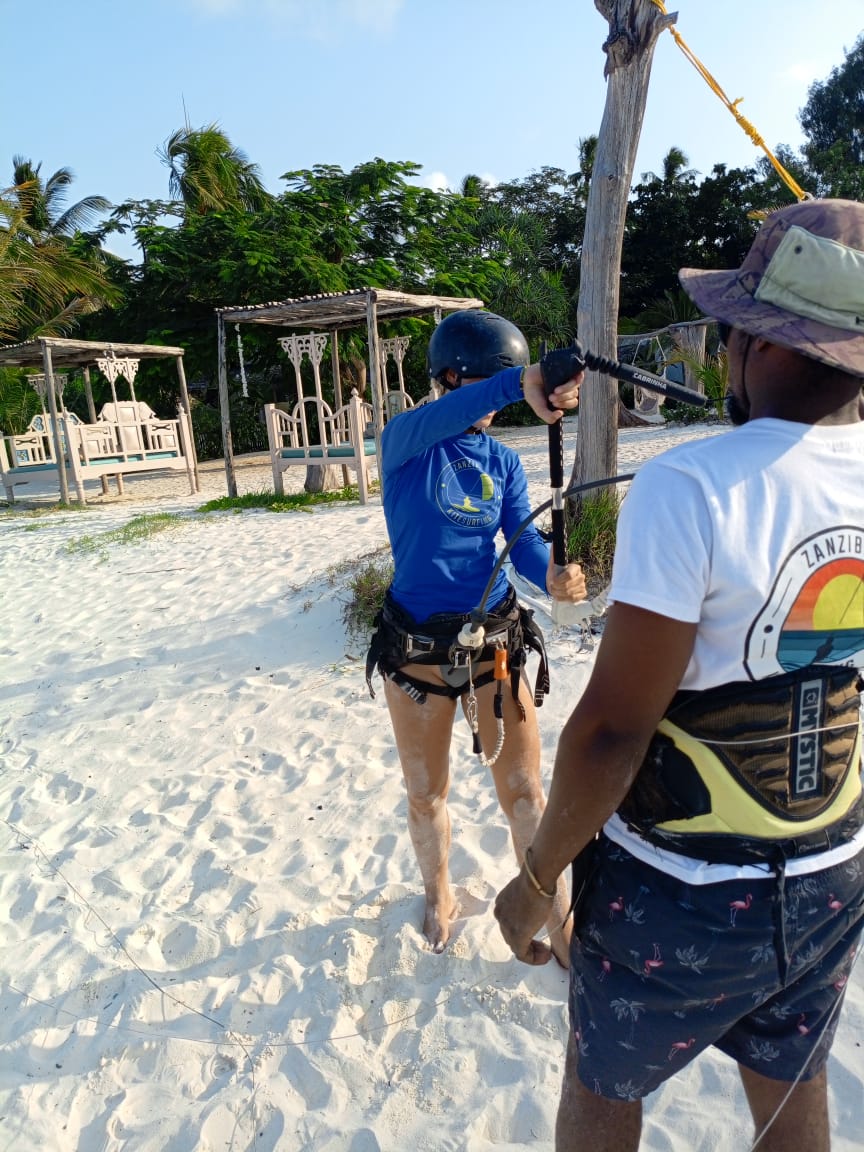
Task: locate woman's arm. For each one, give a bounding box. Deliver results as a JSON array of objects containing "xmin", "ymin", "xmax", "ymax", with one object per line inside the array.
[{"xmin": 381, "ymin": 368, "xmax": 523, "ymax": 475}]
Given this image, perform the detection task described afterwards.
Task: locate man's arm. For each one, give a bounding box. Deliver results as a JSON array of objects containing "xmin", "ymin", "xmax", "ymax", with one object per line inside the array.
[{"xmin": 494, "ymin": 601, "xmax": 697, "ymax": 964}]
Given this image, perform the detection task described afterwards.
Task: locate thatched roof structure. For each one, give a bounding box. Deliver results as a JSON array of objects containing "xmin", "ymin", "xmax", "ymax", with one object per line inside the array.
[
  {"xmin": 0, "ymin": 337, "xmax": 196, "ymax": 501},
  {"xmin": 214, "ymin": 288, "xmax": 484, "ymax": 497},
  {"xmin": 0, "ymin": 337, "xmax": 185, "ymax": 367}
]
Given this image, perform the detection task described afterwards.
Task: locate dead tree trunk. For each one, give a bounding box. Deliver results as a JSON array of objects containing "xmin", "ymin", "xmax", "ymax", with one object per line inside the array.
[{"xmin": 570, "ymin": 0, "xmax": 677, "ymax": 500}]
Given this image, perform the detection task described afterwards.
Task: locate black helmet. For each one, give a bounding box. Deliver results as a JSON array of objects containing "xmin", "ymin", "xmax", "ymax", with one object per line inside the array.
[{"xmin": 427, "ymin": 310, "xmax": 529, "ymax": 383}]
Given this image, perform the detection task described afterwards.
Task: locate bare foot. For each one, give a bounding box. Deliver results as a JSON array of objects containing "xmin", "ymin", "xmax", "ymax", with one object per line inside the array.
[
  {"xmin": 549, "ymin": 916, "xmax": 573, "ymax": 970},
  {"xmin": 423, "ymin": 893, "xmax": 458, "ymax": 954}
]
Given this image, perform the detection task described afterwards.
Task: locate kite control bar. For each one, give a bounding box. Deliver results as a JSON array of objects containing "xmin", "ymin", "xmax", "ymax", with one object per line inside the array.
[{"xmin": 540, "ymin": 340, "xmax": 709, "ymax": 409}]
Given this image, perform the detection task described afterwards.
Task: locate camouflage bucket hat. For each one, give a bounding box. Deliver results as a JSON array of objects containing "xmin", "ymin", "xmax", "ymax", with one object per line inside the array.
[{"xmin": 679, "ymin": 198, "xmax": 864, "ymax": 378}]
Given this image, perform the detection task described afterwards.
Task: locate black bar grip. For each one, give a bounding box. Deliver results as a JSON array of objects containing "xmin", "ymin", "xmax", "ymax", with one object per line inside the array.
[
  {"xmin": 540, "ymin": 344, "xmax": 587, "ymax": 396},
  {"xmin": 540, "ymin": 338, "xmax": 568, "ymax": 567},
  {"xmin": 540, "ymin": 340, "xmax": 708, "ymax": 408}
]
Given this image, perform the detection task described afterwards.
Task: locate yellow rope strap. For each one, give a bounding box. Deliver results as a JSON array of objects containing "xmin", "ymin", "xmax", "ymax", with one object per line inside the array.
[{"xmin": 648, "ymin": 0, "xmax": 810, "ymax": 202}]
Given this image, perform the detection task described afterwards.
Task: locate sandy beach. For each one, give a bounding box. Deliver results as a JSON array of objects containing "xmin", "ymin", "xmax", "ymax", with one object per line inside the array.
[{"xmin": 1, "ymin": 418, "xmax": 861, "ymax": 1152}]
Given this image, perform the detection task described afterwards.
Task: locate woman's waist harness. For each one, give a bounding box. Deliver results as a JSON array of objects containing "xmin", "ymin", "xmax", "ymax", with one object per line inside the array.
[
  {"xmin": 618, "ymin": 664, "xmax": 864, "ymax": 865},
  {"xmin": 365, "ymin": 586, "xmax": 549, "ymax": 707}
]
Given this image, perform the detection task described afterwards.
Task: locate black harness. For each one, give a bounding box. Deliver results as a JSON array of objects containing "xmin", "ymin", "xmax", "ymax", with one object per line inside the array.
[{"xmin": 365, "ymin": 586, "xmax": 550, "ymax": 711}]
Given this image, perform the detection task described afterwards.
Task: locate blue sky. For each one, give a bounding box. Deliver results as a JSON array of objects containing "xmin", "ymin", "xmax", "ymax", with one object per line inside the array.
[{"xmin": 3, "ymin": 0, "xmax": 862, "ymax": 262}]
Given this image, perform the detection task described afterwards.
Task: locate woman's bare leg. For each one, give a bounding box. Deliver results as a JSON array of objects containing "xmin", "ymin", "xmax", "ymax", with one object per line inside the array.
[
  {"xmin": 469, "ymin": 671, "xmax": 572, "ymax": 966},
  {"xmin": 383, "ymin": 672, "xmax": 458, "ymax": 952}
]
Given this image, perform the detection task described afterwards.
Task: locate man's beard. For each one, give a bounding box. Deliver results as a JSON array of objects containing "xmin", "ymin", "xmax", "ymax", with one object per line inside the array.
[{"xmin": 724, "ymin": 392, "xmax": 750, "ymax": 426}]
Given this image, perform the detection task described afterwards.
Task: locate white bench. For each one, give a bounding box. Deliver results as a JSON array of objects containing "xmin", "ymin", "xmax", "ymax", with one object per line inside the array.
[
  {"xmin": 0, "ymin": 406, "xmax": 197, "ymax": 504},
  {"xmin": 264, "ymin": 390, "xmax": 376, "ymax": 504}
]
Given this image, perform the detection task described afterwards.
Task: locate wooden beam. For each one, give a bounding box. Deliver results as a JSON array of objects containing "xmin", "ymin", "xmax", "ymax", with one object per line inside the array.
[
  {"xmin": 365, "ymin": 292, "xmax": 385, "ymax": 499},
  {"xmin": 82, "ymin": 365, "xmax": 110, "ymax": 496},
  {"xmin": 174, "ymin": 355, "xmax": 200, "ymax": 491},
  {"xmin": 41, "ymin": 341, "xmax": 70, "ymax": 504},
  {"xmin": 217, "ymin": 315, "xmax": 238, "ymax": 497}
]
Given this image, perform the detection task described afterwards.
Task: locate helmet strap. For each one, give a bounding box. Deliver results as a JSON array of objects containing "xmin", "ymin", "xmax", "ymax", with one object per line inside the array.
[{"xmin": 439, "ymin": 372, "xmax": 462, "ymax": 393}]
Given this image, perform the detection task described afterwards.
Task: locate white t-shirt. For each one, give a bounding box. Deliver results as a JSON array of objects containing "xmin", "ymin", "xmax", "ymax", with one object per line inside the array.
[
  {"xmin": 611, "ymin": 418, "xmax": 864, "ymax": 689},
  {"xmin": 606, "ymin": 416, "xmax": 864, "ymax": 879}
]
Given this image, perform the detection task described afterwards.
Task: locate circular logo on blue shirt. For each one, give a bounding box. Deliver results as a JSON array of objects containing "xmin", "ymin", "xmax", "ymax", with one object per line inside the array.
[{"xmin": 436, "ymin": 459, "xmax": 500, "ymax": 527}]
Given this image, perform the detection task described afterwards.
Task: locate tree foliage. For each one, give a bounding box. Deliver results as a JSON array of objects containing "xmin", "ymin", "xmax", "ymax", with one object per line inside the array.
[
  {"xmin": 0, "ymin": 186, "xmax": 118, "ymax": 343},
  {"xmin": 4, "ymin": 33, "xmax": 862, "ymax": 433},
  {"xmin": 158, "ymin": 124, "xmax": 270, "ymax": 216},
  {"xmin": 799, "ymin": 32, "xmax": 864, "ymax": 197}
]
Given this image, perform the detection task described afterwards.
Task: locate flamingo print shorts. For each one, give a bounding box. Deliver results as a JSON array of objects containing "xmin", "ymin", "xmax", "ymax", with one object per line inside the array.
[{"xmin": 567, "ymin": 833, "xmax": 864, "ymax": 1100}]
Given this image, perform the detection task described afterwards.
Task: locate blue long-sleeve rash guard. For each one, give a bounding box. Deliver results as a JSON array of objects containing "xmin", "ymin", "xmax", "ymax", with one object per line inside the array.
[{"xmin": 381, "ymin": 366, "xmax": 551, "ymax": 622}]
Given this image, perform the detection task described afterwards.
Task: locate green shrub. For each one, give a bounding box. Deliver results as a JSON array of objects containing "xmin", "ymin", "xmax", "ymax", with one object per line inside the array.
[
  {"xmin": 565, "ymin": 488, "xmax": 621, "ymax": 589},
  {"xmin": 341, "ymin": 552, "xmax": 393, "ymax": 642}
]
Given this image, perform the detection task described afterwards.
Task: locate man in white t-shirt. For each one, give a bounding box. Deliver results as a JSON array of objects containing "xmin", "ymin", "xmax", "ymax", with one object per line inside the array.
[{"xmin": 494, "ymin": 198, "xmax": 864, "ymax": 1152}]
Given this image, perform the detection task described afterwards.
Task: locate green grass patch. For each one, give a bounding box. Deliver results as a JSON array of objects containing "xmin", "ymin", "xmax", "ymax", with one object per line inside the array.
[
  {"xmin": 566, "ymin": 488, "xmax": 621, "ymax": 590},
  {"xmin": 1, "ymin": 501, "xmax": 92, "ymax": 519},
  {"xmin": 64, "ymin": 513, "xmax": 182, "ymax": 557},
  {"xmin": 198, "ymin": 486, "xmax": 364, "ymax": 514}
]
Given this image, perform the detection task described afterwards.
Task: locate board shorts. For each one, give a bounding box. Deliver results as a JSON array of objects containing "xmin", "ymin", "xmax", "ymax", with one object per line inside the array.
[{"xmin": 567, "ymin": 832, "xmax": 864, "ymax": 1100}]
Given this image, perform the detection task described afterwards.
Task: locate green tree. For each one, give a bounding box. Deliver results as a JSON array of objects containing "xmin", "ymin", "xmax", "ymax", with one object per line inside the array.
[
  {"xmin": 0, "ymin": 188, "xmax": 118, "ymax": 342},
  {"xmin": 622, "ymin": 161, "xmax": 768, "ymax": 316},
  {"xmin": 639, "ymin": 145, "xmax": 697, "ymax": 185},
  {"xmin": 10, "ymin": 156, "xmax": 110, "ymax": 238},
  {"xmin": 799, "ymin": 32, "xmax": 864, "ymax": 197},
  {"xmin": 158, "ymin": 124, "xmax": 270, "ymax": 215}
]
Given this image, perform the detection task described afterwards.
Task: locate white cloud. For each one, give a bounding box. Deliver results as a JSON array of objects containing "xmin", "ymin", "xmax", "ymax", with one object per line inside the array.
[
  {"xmin": 777, "ymin": 58, "xmax": 832, "ymax": 85},
  {"xmin": 415, "ymin": 171, "xmax": 499, "ymax": 194},
  {"xmin": 420, "ymin": 171, "xmax": 451, "ymax": 192}
]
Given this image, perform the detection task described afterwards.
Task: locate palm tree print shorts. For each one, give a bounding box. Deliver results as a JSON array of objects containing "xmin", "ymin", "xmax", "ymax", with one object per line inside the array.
[{"xmin": 568, "ymin": 833, "xmax": 864, "ymax": 1101}]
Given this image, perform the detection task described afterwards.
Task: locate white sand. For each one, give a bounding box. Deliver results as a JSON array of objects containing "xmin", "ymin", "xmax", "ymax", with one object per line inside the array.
[{"xmin": 1, "ymin": 421, "xmax": 861, "ymax": 1151}]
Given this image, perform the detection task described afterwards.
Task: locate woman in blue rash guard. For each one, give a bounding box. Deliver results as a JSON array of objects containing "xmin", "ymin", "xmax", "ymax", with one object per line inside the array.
[{"xmin": 366, "ymin": 310, "xmax": 586, "ymax": 960}]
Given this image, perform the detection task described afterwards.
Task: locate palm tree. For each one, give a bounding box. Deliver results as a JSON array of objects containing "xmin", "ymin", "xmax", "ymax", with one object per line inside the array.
[
  {"xmin": 459, "ymin": 173, "xmax": 488, "ymax": 199},
  {"xmin": 0, "ymin": 190, "xmax": 118, "ymax": 342},
  {"xmin": 10, "ymin": 156, "xmax": 110, "ymax": 238},
  {"xmin": 158, "ymin": 124, "xmax": 269, "ymax": 215},
  {"xmin": 640, "ymin": 146, "xmax": 698, "ymax": 186}
]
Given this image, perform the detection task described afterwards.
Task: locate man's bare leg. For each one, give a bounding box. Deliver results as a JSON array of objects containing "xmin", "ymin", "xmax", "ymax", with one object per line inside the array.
[
  {"xmin": 556, "ymin": 1032, "xmax": 642, "ymax": 1152},
  {"xmin": 383, "ymin": 673, "xmax": 458, "ymax": 952},
  {"xmin": 739, "ymin": 1064, "xmax": 830, "ymax": 1152},
  {"xmin": 472, "ymin": 673, "xmax": 572, "ymax": 966}
]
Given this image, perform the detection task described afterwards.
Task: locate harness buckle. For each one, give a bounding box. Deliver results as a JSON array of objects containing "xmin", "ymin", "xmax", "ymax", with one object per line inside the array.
[
  {"xmin": 449, "ymin": 645, "xmax": 473, "ymax": 668},
  {"xmin": 404, "ymin": 633, "xmax": 437, "ymax": 656}
]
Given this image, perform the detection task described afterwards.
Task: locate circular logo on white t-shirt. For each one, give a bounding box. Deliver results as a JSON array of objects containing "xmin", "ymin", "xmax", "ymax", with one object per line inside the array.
[{"xmin": 745, "ymin": 526, "xmax": 864, "ymax": 678}]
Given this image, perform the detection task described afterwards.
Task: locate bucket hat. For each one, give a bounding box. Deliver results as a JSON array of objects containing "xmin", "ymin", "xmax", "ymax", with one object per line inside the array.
[{"xmin": 679, "ymin": 198, "xmax": 864, "ymax": 378}]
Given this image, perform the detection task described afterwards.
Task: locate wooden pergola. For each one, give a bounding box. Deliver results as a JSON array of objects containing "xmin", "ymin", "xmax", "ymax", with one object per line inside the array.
[
  {"xmin": 0, "ymin": 337, "xmax": 197, "ymax": 503},
  {"xmin": 214, "ymin": 287, "xmax": 483, "ymax": 498}
]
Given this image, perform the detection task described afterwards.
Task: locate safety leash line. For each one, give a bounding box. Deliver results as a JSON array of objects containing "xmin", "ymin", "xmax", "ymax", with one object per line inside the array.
[{"xmin": 649, "ymin": 0, "xmax": 810, "ymax": 202}]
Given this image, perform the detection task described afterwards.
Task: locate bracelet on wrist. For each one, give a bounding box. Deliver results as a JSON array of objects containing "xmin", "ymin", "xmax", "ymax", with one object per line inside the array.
[{"xmin": 523, "ymin": 845, "xmax": 555, "ymax": 899}]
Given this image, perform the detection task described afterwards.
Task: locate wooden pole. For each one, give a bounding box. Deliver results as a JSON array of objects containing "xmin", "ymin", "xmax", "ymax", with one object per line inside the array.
[
  {"xmin": 175, "ymin": 354, "xmax": 200, "ymax": 491},
  {"xmin": 41, "ymin": 342, "xmax": 70, "ymax": 503},
  {"xmin": 83, "ymin": 365, "xmax": 110, "ymax": 496},
  {"xmin": 330, "ymin": 329, "xmax": 350, "ymax": 485},
  {"xmin": 217, "ymin": 314, "xmax": 238, "ymax": 497},
  {"xmin": 330, "ymin": 329, "xmax": 343, "ymax": 410},
  {"xmin": 365, "ymin": 291, "xmax": 385, "ymax": 498},
  {"xmin": 571, "ymin": 0, "xmax": 676, "ymax": 497}
]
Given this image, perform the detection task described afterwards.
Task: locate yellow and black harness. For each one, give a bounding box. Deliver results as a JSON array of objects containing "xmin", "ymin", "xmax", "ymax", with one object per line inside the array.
[{"xmin": 619, "ymin": 664, "xmax": 864, "ymax": 865}]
